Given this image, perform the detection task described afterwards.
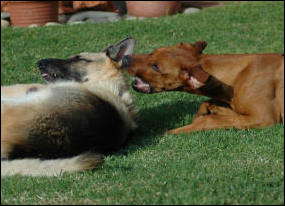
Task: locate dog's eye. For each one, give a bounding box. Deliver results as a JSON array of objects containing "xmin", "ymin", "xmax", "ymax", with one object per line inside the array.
[
  {"xmin": 71, "ymin": 55, "xmax": 91, "ymax": 63},
  {"xmin": 151, "ymin": 64, "xmax": 160, "ymax": 72},
  {"xmin": 70, "ymin": 55, "xmax": 82, "ymax": 61}
]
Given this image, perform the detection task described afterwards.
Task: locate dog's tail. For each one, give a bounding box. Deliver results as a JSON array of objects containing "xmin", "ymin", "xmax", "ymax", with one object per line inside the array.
[{"xmin": 1, "ymin": 152, "xmax": 103, "ymax": 177}]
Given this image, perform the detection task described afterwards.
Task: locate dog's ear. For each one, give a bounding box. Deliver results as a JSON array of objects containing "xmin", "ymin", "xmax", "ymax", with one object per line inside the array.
[
  {"xmin": 178, "ymin": 42, "xmax": 192, "ymax": 48},
  {"xmin": 179, "ymin": 66, "xmax": 210, "ymax": 89},
  {"xmin": 193, "ymin": 41, "xmax": 207, "ymax": 54},
  {"xmin": 103, "ymin": 37, "xmax": 135, "ymax": 62}
]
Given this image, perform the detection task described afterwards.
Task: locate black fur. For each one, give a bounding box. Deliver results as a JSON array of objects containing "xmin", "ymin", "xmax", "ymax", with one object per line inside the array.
[{"xmin": 9, "ymin": 88, "xmax": 128, "ymax": 159}]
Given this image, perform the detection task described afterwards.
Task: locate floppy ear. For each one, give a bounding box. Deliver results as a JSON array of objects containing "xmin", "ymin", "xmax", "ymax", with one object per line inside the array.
[
  {"xmin": 103, "ymin": 37, "xmax": 135, "ymax": 62},
  {"xmin": 193, "ymin": 41, "xmax": 207, "ymax": 54},
  {"xmin": 179, "ymin": 66, "xmax": 210, "ymax": 89}
]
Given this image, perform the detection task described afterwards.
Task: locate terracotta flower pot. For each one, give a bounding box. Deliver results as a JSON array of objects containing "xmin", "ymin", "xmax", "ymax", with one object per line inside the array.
[
  {"xmin": 126, "ymin": 1, "xmax": 181, "ymax": 18},
  {"xmin": 8, "ymin": 1, "xmax": 58, "ymax": 27}
]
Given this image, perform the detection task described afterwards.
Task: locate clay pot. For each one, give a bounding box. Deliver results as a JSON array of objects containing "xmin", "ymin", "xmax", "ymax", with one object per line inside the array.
[
  {"xmin": 8, "ymin": 1, "xmax": 58, "ymax": 27},
  {"xmin": 126, "ymin": 1, "xmax": 181, "ymax": 18}
]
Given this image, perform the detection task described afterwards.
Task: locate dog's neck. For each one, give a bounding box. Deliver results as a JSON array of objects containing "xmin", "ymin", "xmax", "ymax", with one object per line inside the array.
[
  {"xmin": 198, "ymin": 76, "xmax": 234, "ymax": 103},
  {"xmin": 182, "ymin": 78, "xmax": 233, "ymax": 103},
  {"xmin": 181, "ymin": 63, "xmax": 234, "ymax": 103}
]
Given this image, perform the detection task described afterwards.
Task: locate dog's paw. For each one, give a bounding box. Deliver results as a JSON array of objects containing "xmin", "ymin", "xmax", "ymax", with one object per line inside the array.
[{"xmin": 164, "ymin": 129, "xmax": 179, "ymax": 135}]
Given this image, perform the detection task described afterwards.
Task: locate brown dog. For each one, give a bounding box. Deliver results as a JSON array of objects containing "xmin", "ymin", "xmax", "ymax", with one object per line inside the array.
[{"xmin": 123, "ymin": 41, "xmax": 284, "ymax": 134}]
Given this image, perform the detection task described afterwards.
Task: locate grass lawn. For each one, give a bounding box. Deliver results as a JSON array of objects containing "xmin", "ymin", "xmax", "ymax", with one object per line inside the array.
[{"xmin": 1, "ymin": 1, "xmax": 284, "ymax": 205}]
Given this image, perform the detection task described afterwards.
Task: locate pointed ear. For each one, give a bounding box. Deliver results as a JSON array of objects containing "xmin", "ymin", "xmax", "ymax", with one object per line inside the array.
[
  {"xmin": 178, "ymin": 42, "xmax": 192, "ymax": 48},
  {"xmin": 194, "ymin": 41, "xmax": 207, "ymax": 54},
  {"xmin": 179, "ymin": 66, "xmax": 210, "ymax": 89},
  {"xmin": 103, "ymin": 37, "xmax": 135, "ymax": 62}
]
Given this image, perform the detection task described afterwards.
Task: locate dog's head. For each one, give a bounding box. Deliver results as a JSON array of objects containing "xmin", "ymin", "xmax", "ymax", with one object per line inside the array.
[
  {"xmin": 123, "ymin": 41, "xmax": 210, "ymax": 93},
  {"xmin": 37, "ymin": 37, "xmax": 135, "ymax": 83}
]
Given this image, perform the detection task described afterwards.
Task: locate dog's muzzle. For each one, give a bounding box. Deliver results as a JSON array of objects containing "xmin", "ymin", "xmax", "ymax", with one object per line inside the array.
[
  {"xmin": 132, "ymin": 77, "xmax": 152, "ymax": 94},
  {"xmin": 37, "ymin": 58, "xmax": 65, "ymax": 82}
]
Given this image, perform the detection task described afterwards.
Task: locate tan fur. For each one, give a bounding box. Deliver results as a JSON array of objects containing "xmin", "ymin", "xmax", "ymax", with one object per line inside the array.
[
  {"xmin": 1, "ymin": 83, "xmax": 45, "ymax": 98},
  {"xmin": 125, "ymin": 41, "xmax": 284, "ymax": 134},
  {"xmin": 1, "ymin": 152, "xmax": 103, "ymax": 177},
  {"xmin": 1, "ymin": 38, "xmax": 137, "ymax": 176}
]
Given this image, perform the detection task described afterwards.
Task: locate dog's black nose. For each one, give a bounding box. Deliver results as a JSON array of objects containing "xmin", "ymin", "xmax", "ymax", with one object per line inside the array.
[{"xmin": 122, "ymin": 55, "xmax": 131, "ymax": 68}]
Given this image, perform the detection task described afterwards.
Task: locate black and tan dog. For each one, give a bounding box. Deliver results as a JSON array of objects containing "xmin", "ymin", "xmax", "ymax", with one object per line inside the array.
[{"xmin": 1, "ymin": 38, "xmax": 137, "ymax": 176}]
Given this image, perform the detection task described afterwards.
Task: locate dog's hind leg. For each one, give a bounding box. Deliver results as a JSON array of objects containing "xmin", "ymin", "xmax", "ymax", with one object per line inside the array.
[
  {"xmin": 166, "ymin": 102, "xmax": 278, "ymax": 134},
  {"xmin": 1, "ymin": 83, "xmax": 45, "ymax": 98}
]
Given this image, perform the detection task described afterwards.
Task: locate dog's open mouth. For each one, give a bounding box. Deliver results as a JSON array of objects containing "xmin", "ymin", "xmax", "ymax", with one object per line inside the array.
[
  {"xmin": 40, "ymin": 72, "xmax": 57, "ymax": 82},
  {"xmin": 132, "ymin": 77, "xmax": 152, "ymax": 93}
]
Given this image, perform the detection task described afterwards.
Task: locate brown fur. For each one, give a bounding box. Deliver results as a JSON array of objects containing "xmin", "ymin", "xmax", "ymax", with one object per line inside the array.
[{"xmin": 125, "ymin": 41, "xmax": 284, "ymax": 134}]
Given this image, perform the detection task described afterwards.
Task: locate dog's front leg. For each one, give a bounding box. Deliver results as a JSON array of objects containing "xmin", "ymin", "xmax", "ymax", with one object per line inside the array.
[{"xmin": 193, "ymin": 100, "xmax": 234, "ymax": 121}]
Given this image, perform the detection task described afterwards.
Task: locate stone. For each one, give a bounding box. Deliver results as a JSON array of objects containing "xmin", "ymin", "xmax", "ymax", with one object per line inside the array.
[
  {"xmin": 28, "ymin": 24, "xmax": 39, "ymax": 28},
  {"xmin": 58, "ymin": 14, "xmax": 72, "ymax": 24},
  {"xmin": 67, "ymin": 11, "xmax": 121, "ymax": 24},
  {"xmin": 1, "ymin": 19, "xmax": 10, "ymax": 27},
  {"xmin": 183, "ymin": 7, "xmax": 201, "ymax": 14},
  {"xmin": 125, "ymin": 15, "xmax": 146, "ymax": 21},
  {"xmin": 125, "ymin": 15, "xmax": 137, "ymax": 21},
  {"xmin": 68, "ymin": 21, "xmax": 84, "ymax": 25},
  {"xmin": 45, "ymin": 22, "xmax": 61, "ymax": 26}
]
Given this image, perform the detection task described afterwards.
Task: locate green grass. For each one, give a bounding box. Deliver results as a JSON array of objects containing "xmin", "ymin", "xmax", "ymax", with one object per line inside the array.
[{"xmin": 1, "ymin": 1, "xmax": 284, "ymax": 205}]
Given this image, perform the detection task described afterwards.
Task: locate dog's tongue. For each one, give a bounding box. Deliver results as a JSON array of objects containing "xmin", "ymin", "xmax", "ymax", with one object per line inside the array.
[
  {"xmin": 41, "ymin": 73, "xmax": 48, "ymax": 78},
  {"xmin": 133, "ymin": 77, "xmax": 151, "ymax": 93}
]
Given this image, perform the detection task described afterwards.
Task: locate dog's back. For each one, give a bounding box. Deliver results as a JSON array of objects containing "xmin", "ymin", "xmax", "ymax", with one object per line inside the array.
[{"xmin": 4, "ymin": 84, "xmax": 129, "ymax": 159}]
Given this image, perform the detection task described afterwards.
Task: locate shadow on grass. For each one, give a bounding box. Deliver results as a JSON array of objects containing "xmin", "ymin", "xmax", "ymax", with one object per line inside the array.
[{"xmin": 119, "ymin": 99, "xmax": 202, "ymax": 154}]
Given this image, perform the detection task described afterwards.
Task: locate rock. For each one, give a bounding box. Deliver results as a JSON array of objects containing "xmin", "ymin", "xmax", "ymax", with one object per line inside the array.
[
  {"xmin": 28, "ymin": 24, "xmax": 39, "ymax": 28},
  {"xmin": 58, "ymin": 14, "xmax": 72, "ymax": 24},
  {"xmin": 1, "ymin": 19, "xmax": 10, "ymax": 27},
  {"xmin": 1, "ymin": 12, "xmax": 10, "ymax": 20},
  {"xmin": 45, "ymin": 22, "xmax": 61, "ymax": 26},
  {"xmin": 68, "ymin": 21, "xmax": 84, "ymax": 25},
  {"xmin": 67, "ymin": 11, "xmax": 121, "ymax": 24},
  {"xmin": 183, "ymin": 7, "xmax": 201, "ymax": 14},
  {"xmin": 107, "ymin": 16, "xmax": 121, "ymax": 22},
  {"xmin": 125, "ymin": 15, "xmax": 137, "ymax": 21},
  {"xmin": 125, "ymin": 15, "xmax": 146, "ymax": 21}
]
